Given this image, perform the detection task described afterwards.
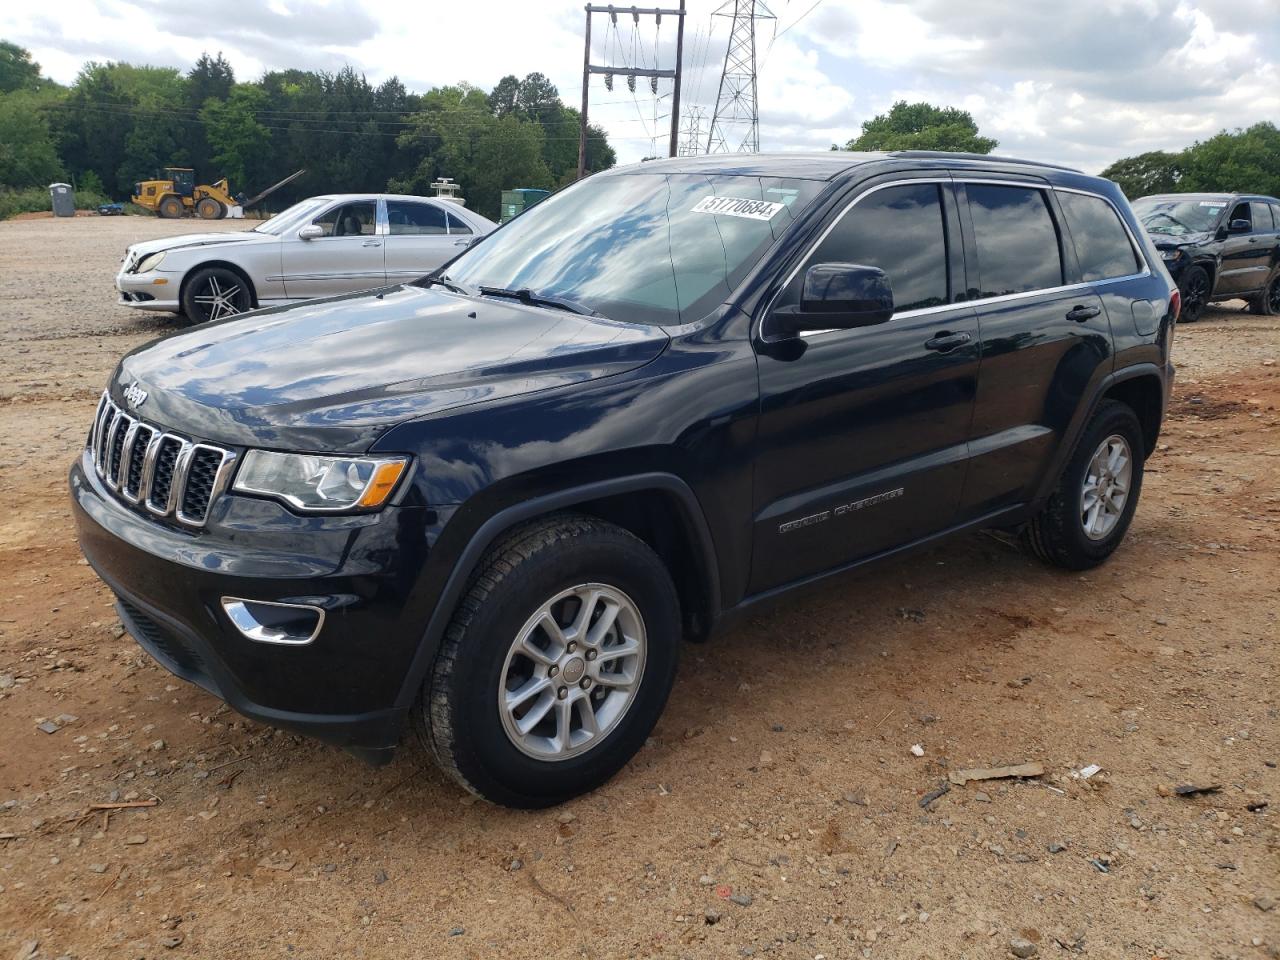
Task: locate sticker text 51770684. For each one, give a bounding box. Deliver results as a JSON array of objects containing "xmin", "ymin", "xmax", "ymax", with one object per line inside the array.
[{"xmin": 691, "ymin": 196, "xmax": 785, "ymax": 221}]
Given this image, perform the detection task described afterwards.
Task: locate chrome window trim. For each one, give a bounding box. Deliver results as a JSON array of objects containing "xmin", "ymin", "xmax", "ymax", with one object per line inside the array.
[{"xmin": 764, "ymin": 176, "xmax": 1153, "ymax": 343}]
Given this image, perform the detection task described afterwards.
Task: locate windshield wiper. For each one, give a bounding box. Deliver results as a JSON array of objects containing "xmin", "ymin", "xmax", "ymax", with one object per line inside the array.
[
  {"xmin": 420, "ymin": 274, "xmax": 475, "ymax": 296},
  {"xmin": 477, "ymin": 286, "xmax": 600, "ymax": 317}
]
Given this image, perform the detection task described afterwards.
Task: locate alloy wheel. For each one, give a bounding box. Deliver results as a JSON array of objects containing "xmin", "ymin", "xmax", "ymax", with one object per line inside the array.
[
  {"xmin": 1182, "ymin": 270, "xmax": 1208, "ymax": 322},
  {"xmin": 1080, "ymin": 434, "xmax": 1133, "ymax": 541},
  {"xmin": 498, "ymin": 583, "xmax": 646, "ymax": 761},
  {"xmin": 192, "ymin": 273, "xmax": 248, "ymax": 322}
]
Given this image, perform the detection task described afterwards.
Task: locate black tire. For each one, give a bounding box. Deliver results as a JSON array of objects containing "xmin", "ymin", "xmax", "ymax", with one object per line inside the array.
[
  {"xmin": 420, "ymin": 515, "xmax": 680, "ymax": 808},
  {"xmin": 1249, "ymin": 272, "xmax": 1280, "ymax": 316},
  {"xmin": 195, "ymin": 197, "xmax": 224, "ymax": 220},
  {"xmin": 157, "ymin": 196, "xmax": 184, "ymax": 219},
  {"xmin": 1178, "ymin": 265, "xmax": 1210, "ymax": 323},
  {"xmin": 180, "ymin": 266, "xmax": 254, "ymax": 324},
  {"xmin": 1022, "ymin": 400, "xmax": 1145, "ymax": 571}
]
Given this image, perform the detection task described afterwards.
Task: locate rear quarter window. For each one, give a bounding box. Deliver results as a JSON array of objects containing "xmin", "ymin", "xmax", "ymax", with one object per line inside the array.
[{"xmin": 1057, "ymin": 191, "xmax": 1143, "ymax": 282}]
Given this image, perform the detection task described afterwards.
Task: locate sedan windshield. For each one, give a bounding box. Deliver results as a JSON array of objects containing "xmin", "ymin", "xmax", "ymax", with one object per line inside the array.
[
  {"xmin": 1132, "ymin": 197, "xmax": 1227, "ymax": 237},
  {"xmin": 251, "ymin": 198, "xmax": 331, "ymax": 236},
  {"xmin": 439, "ymin": 173, "xmax": 825, "ymax": 325}
]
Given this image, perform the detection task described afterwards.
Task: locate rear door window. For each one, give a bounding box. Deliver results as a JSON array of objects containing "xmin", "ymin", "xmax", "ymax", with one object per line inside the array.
[
  {"xmin": 782, "ymin": 182, "xmax": 950, "ymax": 313},
  {"xmin": 1264, "ymin": 203, "xmax": 1279, "ymax": 231},
  {"xmin": 966, "ymin": 184, "xmax": 1064, "ymax": 297},
  {"xmin": 386, "ymin": 201, "xmax": 448, "ymax": 236},
  {"xmin": 1057, "ymin": 191, "xmax": 1142, "ymax": 281}
]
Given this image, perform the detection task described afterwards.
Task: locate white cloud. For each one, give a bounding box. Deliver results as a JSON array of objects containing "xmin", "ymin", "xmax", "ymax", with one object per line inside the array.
[{"xmin": 2, "ymin": 0, "xmax": 1275, "ymax": 171}]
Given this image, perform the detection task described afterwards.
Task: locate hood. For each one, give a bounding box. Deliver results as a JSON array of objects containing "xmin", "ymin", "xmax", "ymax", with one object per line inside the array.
[
  {"xmin": 1145, "ymin": 230, "xmax": 1212, "ymax": 250},
  {"xmin": 127, "ymin": 230, "xmax": 270, "ymax": 259},
  {"xmin": 113, "ymin": 284, "xmax": 670, "ymax": 452}
]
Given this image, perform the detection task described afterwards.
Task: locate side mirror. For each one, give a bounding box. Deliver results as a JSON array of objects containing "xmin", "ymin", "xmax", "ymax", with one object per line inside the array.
[
  {"xmin": 775, "ymin": 263, "xmax": 894, "ymax": 334},
  {"xmin": 297, "ymin": 224, "xmax": 324, "ymax": 240},
  {"xmin": 1227, "ymin": 218, "xmax": 1251, "ymax": 233}
]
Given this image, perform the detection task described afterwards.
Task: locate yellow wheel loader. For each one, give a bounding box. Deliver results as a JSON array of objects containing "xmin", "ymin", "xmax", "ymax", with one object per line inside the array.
[{"xmin": 131, "ymin": 167, "xmax": 306, "ymax": 220}]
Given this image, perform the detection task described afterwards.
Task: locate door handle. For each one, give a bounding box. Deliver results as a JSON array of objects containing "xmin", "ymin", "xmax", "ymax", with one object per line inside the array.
[
  {"xmin": 1066, "ymin": 305, "xmax": 1101, "ymax": 322},
  {"xmin": 924, "ymin": 331, "xmax": 972, "ymax": 352},
  {"xmin": 362, "ymin": 239, "xmax": 382, "ymax": 247},
  {"xmin": 453, "ymin": 239, "xmax": 472, "ymax": 246}
]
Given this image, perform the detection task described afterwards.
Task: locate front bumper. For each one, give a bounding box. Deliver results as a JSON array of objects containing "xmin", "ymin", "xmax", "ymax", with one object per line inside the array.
[
  {"xmin": 69, "ymin": 452, "xmax": 445, "ymax": 764},
  {"xmin": 115, "ymin": 267, "xmax": 182, "ymax": 312}
]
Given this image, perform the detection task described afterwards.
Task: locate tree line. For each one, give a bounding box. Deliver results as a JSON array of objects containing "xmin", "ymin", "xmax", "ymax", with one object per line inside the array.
[
  {"xmin": 1099, "ymin": 122, "xmax": 1280, "ymax": 200},
  {"xmin": 0, "ymin": 42, "xmax": 615, "ymax": 221}
]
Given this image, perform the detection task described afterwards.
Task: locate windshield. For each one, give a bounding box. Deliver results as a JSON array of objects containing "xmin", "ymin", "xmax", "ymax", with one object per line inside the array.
[
  {"xmin": 1132, "ymin": 197, "xmax": 1227, "ymax": 237},
  {"xmin": 251, "ymin": 198, "xmax": 331, "ymax": 236},
  {"xmin": 440, "ymin": 172, "xmax": 825, "ymax": 325}
]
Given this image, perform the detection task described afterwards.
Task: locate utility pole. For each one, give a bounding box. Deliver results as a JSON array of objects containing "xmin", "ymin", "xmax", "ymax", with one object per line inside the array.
[
  {"xmin": 706, "ymin": 0, "xmax": 775, "ymax": 154},
  {"xmin": 678, "ymin": 106, "xmax": 708, "ymax": 156},
  {"xmin": 577, "ymin": 3, "xmax": 688, "ymax": 180}
]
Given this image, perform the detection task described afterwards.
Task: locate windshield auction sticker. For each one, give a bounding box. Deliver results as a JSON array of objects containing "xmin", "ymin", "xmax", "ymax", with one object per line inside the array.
[{"xmin": 691, "ymin": 196, "xmax": 785, "ymax": 220}]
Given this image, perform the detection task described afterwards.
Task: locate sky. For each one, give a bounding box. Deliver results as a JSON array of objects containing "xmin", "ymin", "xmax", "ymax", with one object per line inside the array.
[{"xmin": 3, "ymin": 0, "xmax": 1277, "ymax": 174}]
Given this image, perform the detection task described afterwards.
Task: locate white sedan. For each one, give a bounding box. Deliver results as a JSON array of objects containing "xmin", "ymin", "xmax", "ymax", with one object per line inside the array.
[{"xmin": 115, "ymin": 194, "xmax": 496, "ymax": 323}]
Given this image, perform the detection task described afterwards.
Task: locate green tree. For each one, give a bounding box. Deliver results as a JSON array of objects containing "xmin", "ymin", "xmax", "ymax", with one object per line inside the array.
[
  {"xmin": 199, "ymin": 84, "xmax": 270, "ymax": 187},
  {"xmin": 0, "ymin": 90, "xmax": 63, "ymax": 185},
  {"xmin": 0, "ymin": 41, "xmax": 42, "ymax": 93},
  {"xmin": 843, "ymin": 101, "xmax": 997, "ymax": 154},
  {"xmin": 488, "ymin": 75, "xmax": 520, "ymax": 118},
  {"xmin": 1178, "ymin": 122, "xmax": 1280, "ymax": 198},
  {"xmin": 1098, "ymin": 150, "xmax": 1182, "ymax": 198}
]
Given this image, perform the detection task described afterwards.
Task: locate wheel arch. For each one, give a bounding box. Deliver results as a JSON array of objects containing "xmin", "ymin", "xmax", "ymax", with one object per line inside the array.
[
  {"xmin": 178, "ymin": 260, "xmax": 259, "ymax": 312},
  {"xmin": 1099, "ymin": 370, "xmax": 1165, "ymax": 458},
  {"xmin": 394, "ymin": 473, "xmax": 721, "ymax": 710}
]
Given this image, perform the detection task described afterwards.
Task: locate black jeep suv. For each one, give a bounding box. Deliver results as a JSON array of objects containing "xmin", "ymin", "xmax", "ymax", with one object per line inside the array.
[
  {"xmin": 1133, "ymin": 192, "xmax": 1280, "ymax": 322},
  {"xmin": 71, "ymin": 152, "xmax": 1178, "ymax": 807}
]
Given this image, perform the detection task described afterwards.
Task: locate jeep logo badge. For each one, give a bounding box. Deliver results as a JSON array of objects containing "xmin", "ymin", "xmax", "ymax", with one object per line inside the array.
[{"xmin": 122, "ymin": 381, "xmax": 148, "ymax": 409}]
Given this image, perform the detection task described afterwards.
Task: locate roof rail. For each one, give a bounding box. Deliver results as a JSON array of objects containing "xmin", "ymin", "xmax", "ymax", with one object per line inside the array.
[{"xmin": 889, "ymin": 150, "xmax": 1083, "ymax": 174}]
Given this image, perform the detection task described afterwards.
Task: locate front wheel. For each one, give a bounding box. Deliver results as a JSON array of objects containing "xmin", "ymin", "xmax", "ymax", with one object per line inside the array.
[
  {"xmin": 195, "ymin": 197, "xmax": 224, "ymax": 220},
  {"xmin": 1249, "ymin": 272, "xmax": 1280, "ymax": 316},
  {"xmin": 1022, "ymin": 400, "xmax": 1145, "ymax": 570},
  {"xmin": 420, "ymin": 516, "xmax": 680, "ymax": 808},
  {"xmin": 1178, "ymin": 265, "xmax": 1210, "ymax": 323},
  {"xmin": 180, "ymin": 267, "xmax": 253, "ymax": 324}
]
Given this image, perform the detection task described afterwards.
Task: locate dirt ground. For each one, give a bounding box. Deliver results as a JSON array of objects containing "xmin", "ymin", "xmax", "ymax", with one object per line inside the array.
[{"xmin": 0, "ymin": 215, "xmax": 1276, "ymax": 960}]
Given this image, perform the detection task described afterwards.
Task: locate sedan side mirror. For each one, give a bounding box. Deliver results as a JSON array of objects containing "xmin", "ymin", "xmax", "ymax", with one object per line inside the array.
[
  {"xmin": 1227, "ymin": 218, "xmax": 1251, "ymax": 233},
  {"xmin": 774, "ymin": 263, "xmax": 894, "ymax": 335},
  {"xmin": 298, "ymin": 224, "xmax": 324, "ymax": 240}
]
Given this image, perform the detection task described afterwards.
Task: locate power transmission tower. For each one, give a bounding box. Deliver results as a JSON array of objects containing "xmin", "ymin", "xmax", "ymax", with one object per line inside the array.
[
  {"xmin": 678, "ymin": 106, "xmax": 708, "ymax": 156},
  {"xmin": 578, "ymin": 2, "xmax": 688, "ymax": 179},
  {"xmin": 706, "ymin": 0, "xmax": 774, "ymax": 154}
]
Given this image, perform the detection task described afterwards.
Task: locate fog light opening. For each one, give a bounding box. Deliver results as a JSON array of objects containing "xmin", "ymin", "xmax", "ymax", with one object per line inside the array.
[{"xmin": 221, "ymin": 597, "xmax": 325, "ymax": 646}]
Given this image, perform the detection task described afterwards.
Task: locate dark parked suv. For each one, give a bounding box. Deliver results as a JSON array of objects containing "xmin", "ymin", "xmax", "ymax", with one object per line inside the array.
[
  {"xmin": 71, "ymin": 152, "xmax": 1178, "ymax": 807},
  {"xmin": 1133, "ymin": 192, "xmax": 1280, "ymax": 322}
]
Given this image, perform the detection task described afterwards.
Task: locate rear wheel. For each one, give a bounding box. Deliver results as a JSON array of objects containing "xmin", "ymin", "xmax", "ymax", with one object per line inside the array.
[
  {"xmin": 1178, "ymin": 265, "xmax": 1210, "ymax": 323},
  {"xmin": 180, "ymin": 266, "xmax": 253, "ymax": 324},
  {"xmin": 195, "ymin": 197, "xmax": 224, "ymax": 220},
  {"xmin": 421, "ymin": 516, "xmax": 680, "ymax": 808},
  {"xmin": 157, "ymin": 196, "xmax": 184, "ymax": 219},
  {"xmin": 1022, "ymin": 400, "xmax": 1145, "ymax": 570}
]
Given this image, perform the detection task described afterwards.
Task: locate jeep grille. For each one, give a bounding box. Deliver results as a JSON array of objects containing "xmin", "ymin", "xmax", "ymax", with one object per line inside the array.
[{"xmin": 88, "ymin": 392, "xmax": 236, "ymax": 528}]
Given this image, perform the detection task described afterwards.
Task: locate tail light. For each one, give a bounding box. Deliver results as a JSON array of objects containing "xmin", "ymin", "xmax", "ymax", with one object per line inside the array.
[{"xmin": 1169, "ymin": 288, "xmax": 1181, "ymax": 322}]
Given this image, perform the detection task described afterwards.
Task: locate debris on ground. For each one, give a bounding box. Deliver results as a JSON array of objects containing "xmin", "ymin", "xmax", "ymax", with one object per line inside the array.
[
  {"xmin": 949, "ymin": 762, "xmax": 1044, "ymax": 786},
  {"xmin": 1009, "ymin": 937, "xmax": 1038, "ymax": 958},
  {"xmin": 1173, "ymin": 783, "xmax": 1222, "ymax": 797},
  {"xmin": 919, "ymin": 782, "xmax": 950, "ymax": 808},
  {"xmin": 910, "ymin": 743, "xmax": 925, "ymax": 757},
  {"xmin": 1073, "ymin": 764, "xmax": 1103, "ymax": 780}
]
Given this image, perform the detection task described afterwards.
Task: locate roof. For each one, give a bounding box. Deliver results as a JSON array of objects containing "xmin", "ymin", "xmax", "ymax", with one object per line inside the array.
[
  {"xmin": 608, "ymin": 150, "xmax": 1085, "ymax": 181},
  {"xmin": 1138, "ymin": 192, "xmax": 1280, "ymax": 203}
]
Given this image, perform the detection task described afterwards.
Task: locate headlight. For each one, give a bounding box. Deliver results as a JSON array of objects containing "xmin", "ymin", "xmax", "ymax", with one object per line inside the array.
[
  {"xmin": 1160, "ymin": 248, "xmax": 1184, "ymax": 261},
  {"xmin": 232, "ymin": 450, "xmax": 409, "ymax": 512},
  {"xmin": 133, "ymin": 252, "xmax": 166, "ymax": 273}
]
